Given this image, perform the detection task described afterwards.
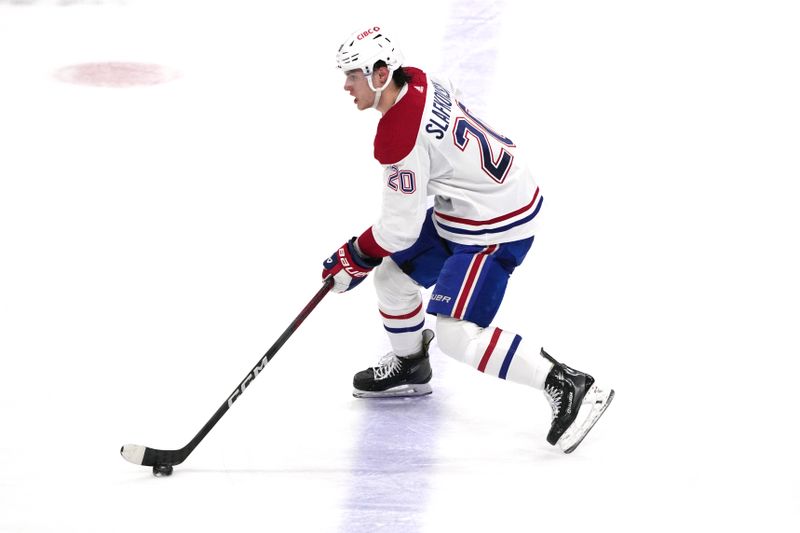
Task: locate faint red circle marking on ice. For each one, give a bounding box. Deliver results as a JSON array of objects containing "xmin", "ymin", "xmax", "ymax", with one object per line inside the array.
[{"xmin": 54, "ymin": 62, "xmax": 180, "ymax": 87}]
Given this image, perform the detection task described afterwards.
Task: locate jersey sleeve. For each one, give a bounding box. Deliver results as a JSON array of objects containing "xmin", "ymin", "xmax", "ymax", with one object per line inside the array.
[{"xmin": 356, "ymin": 143, "xmax": 431, "ymax": 258}]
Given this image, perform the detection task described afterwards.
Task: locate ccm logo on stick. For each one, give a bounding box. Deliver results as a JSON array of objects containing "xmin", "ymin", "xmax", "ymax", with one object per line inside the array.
[
  {"xmin": 357, "ymin": 26, "xmax": 381, "ymax": 39},
  {"xmin": 227, "ymin": 355, "xmax": 269, "ymax": 407}
]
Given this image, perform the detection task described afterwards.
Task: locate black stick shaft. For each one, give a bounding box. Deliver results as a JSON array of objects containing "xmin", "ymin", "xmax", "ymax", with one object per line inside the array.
[{"xmin": 155, "ymin": 278, "xmax": 333, "ymax": 465}]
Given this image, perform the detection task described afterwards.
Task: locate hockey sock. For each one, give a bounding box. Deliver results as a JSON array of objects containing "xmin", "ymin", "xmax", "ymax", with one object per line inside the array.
[
  {"xmin": 373, "ymin": 258, "xmax": 428, "ymax": 357},
  {"xmin": 437, "ymin": 316, "xmax": 553, "ymax": 389},
  {"xmin": 380, "ymin": 301, "xmax": 426, "ymax": 357}
]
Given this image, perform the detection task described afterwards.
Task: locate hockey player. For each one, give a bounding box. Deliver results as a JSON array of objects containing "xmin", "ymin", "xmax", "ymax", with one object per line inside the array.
[{"xmin": 321, "ymin": 25, "xmax": 614, "ymax": 453}]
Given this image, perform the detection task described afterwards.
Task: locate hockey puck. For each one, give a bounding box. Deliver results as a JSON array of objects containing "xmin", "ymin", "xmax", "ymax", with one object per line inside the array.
[{"xmin": 152, "ymin": 464, "xmax": 173, "ymax": 477}]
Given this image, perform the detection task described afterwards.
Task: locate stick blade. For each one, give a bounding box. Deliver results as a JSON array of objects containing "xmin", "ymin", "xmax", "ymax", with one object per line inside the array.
[
  {"xmin": 121, "ymin": 443, "xmax": 187, "ymax": 467},
  {"xmin": 120, "ymin": 444, "xmax": 149, "ymax": 465}
]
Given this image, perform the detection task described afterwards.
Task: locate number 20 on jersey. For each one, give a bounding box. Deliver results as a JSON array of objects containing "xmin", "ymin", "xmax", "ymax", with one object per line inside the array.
[{"xmin": 387, "ymin": 166, "xmax": 417, "ymax": 194}]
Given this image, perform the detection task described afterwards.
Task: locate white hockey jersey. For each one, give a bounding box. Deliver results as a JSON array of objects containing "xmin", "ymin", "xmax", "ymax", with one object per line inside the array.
[{"xmin": 356, "ymin": 67, "xmax": 542, "ymax": 258}]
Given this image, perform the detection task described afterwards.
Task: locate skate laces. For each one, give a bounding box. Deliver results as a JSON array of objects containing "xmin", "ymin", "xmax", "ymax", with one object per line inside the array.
[
  {"xmin": 373, "ymin": 353, "xmax": 402, "ymax": 380},
  {"xmin": 544, "ymin": 379, "xmax": 564, "ymax": 419}
]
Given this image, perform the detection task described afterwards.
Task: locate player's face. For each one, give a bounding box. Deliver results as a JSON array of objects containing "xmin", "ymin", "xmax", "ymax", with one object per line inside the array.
[{"xmin": 343, "ymin": 70, "xmax": 374, "ymax": 110}]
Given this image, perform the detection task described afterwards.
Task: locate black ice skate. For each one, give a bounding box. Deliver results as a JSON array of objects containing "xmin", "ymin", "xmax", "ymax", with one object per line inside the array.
[
  {"xmin": 353, "ymin": 329, "xmax": 434, "ymax": 398},
  {"xmin": 541, "ymin": 348, "xmax": 614, "ymax": 453}
]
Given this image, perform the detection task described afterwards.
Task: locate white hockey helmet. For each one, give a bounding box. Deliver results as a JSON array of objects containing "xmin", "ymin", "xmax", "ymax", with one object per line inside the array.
[{"xmin": 336, "ymin": 25, "xmax": 404, "ymax": 87}]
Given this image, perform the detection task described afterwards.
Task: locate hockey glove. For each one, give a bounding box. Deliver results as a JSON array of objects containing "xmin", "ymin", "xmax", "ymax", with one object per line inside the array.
[{"xmin": 322, "ymin": 237, "xmax": 382, "ymax": 293}]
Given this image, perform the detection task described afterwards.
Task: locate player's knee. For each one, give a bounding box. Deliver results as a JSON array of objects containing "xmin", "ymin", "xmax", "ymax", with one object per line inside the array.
[
  {"xmin": 374, "ymin": 258, "xmax": 421, "ymax": 308},
  {"xmin": 373, "ymin": 258, "xmax": 402, "ymax": 290},
  {"xmin": 436, "ymin": 315, "xmax": 481, "ymax": 362}
]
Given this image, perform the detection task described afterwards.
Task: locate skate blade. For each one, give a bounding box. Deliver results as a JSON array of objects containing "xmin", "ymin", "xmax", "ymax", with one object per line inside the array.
[
  {"xmin": 557, "ymin": 386, "xmax": 614, "ymax": 454},
  {"xmin": 352, "ymin": 383, "xmax": 432, "ymax": 399}
]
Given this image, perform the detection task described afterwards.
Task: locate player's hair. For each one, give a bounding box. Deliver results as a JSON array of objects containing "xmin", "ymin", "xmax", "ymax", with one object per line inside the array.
[{"xmin": 374, "ymin": 60, "xmax": 412, "ymax": 88}]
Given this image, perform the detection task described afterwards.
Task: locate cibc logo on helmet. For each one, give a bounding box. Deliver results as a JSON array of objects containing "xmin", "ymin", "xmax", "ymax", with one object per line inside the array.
[{"xmin": 357, "ymin": 26, "xmax": 381, "ymax": 40}]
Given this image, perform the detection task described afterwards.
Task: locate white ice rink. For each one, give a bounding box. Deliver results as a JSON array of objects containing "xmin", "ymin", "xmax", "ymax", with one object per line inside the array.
[{"xmin": 1, "ymin": 1, "xmax": 799, "ymax": 531}]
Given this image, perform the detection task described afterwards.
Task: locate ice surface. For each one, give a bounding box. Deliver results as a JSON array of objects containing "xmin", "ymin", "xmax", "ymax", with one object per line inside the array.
[{"xmin": 1, "ymin": 1, "xmax": 799, "ymax": 532}]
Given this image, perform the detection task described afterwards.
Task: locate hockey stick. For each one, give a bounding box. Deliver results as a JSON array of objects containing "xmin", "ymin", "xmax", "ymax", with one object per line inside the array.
[{"xmin": 121, "ymin": 277, "xmax": 334, "ymax": 476}]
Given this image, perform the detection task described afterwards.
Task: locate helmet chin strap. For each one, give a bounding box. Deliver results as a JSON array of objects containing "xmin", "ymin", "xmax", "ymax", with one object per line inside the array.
[{"xmin": 366, "ymin": 70, "xmax": 395, "ymax": 110}]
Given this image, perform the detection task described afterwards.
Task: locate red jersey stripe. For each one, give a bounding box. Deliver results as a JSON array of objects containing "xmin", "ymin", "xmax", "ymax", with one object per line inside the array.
[
  {"xmin": 356, "ymin": 226, "xmax": 392, "ymax": 259},
  {"xmin": 434, "ymin": 187, "xmax": 540, "ymax": 226}
]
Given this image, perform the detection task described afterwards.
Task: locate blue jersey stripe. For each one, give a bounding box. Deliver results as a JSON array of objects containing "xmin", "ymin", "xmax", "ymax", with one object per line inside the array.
[
  {"xmin": 436, "ymin": 196, "xmax": 543, "ymax": 236},
  {"xmin": 498, "ymin": 334, "xmax": 523, "ymax": 379}
]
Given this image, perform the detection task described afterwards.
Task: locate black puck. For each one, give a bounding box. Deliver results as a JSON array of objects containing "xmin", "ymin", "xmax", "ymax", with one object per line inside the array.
[{"xmin": 153, "ymin": 464, "xmax": 173, "ymax": 477}]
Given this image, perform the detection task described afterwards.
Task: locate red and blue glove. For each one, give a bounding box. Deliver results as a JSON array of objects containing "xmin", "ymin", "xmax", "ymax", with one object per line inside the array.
[{"xmin": 322, "ymin": 237, "xmax": 382, "ymax": 293}]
